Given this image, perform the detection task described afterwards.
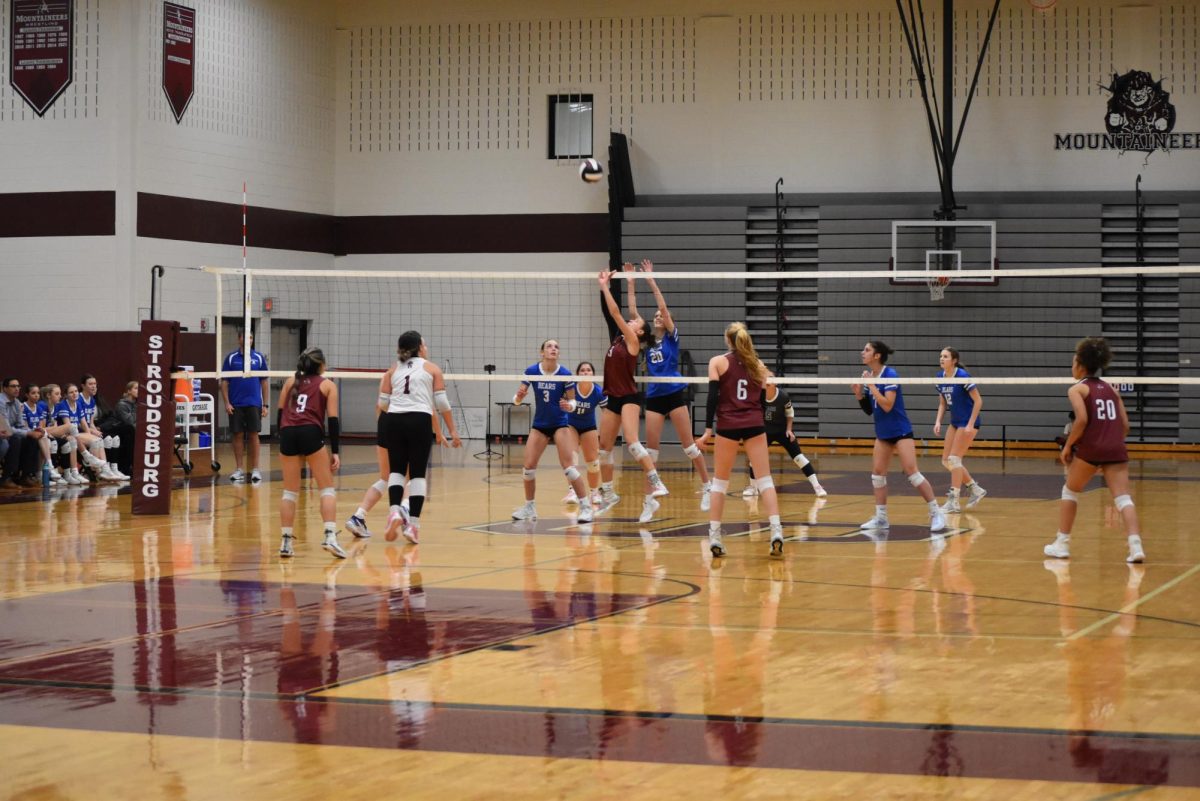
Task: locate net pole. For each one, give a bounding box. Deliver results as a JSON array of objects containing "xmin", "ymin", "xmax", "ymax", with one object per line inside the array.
[
  {"xmin": 214, "ymin": 272, "xmax": 223, "ymax": 382},
  {"xmin": 241, "ymin": 181, "xmax": 251, "ymax": 377}
]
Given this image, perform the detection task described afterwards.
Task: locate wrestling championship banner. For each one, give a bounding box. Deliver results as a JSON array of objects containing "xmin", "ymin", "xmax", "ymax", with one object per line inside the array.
[
  {"xmin": 162, "ymin": 2, "xmax": 195, "ymax": 123},
  {"xmin": 9, "ymin": 0, "xmax": 73, "ymax": 116}
]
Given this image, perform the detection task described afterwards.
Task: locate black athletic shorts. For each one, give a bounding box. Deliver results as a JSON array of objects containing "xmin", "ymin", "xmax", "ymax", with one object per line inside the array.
[
  {"xmin": 376, "ymin": 413, "xmax": 387, "ymax": 447},
  {"xmin": 532, "ymin": 425, "xmax": 565, "ymax": 439},
  {"xmin": 279, "ymin": 424, "xmax": 325, "ymax": 457},
  {"xmin": 879, "ymin": 432, "xmax": 915, "ymax": 445},
  {"xmin": 229, "ymin": 405, "xmax": 261, "ymax": 435},
  {"xmin": 383, "ymin": 412, "xmax": 434, "ymax": 478},
  {"xmin": 601, "ymin": 392, "xmax": 642, "ymax": 415},
  {"xmin": 645, "ymin": 390, "xmax": 688, "ymax": 416},
  {"xmin": 716, "ymin": 426, "xmax": 766, "ymax": 442}
]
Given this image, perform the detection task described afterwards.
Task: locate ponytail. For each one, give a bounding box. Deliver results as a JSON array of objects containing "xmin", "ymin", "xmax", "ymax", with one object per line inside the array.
[
  {"xmin": 289, "ymin": 347, "xmax": 326, "ymax": 407},
  {"xmin": 725, "ymin": 322, "xmax": 767, "ymax": 385},
  {"xmin": 397, "ymin": 330, "xmax": 423, "ymax": 362}
]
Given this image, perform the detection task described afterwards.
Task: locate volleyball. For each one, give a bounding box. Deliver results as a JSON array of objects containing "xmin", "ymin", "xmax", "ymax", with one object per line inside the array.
[{"xmin": 579, "ymin": 158, "xmax": 604, "ymax": 183}]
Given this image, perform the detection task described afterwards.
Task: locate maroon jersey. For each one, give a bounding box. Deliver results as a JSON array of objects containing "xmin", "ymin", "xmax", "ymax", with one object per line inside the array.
[
  {"xmin": 717, "ymin": 352, "xmax": 765, "ymax": 429},
  {"xmin": 281, "ymin": 375, "xmax": 328, "ymax": 429},
  {"xmin": 604, "ymin": 335, "xmax": 639, "ymax": 398},
  {"xmin": 1074, "ymin": 378, "xmax": 1128, "ymax": 463}
]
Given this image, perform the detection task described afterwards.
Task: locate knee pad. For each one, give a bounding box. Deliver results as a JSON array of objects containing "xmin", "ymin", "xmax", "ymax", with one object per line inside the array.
[
  {"xmin": 946, "ymin": 455, "xmax": 963, "ymax": 470},
  {"xmin": 753, "ymin": 476, "xmax": 775, "ymax": 492},
  {"xmin": 408, "ymin": 478, "xmax": 427, "ymax": 496},
  {"xmin": 522, "ymin": 468, "xmax": 537, "ymax": 481},
  {"xmin": 1061, "ymin": 485, "xmax": 1079, "ymax": 503},
  {"xmin": 794, "ymin": 453, "xmax": 810, "ymax": 469},
  {"xmin": 941, "ymin": 457, "xmax": 953, "ymax": 470},
  {"xmin": 564, "ymin": 466, "xmax": 581, "ymax": 482},
  {"xmin": 682, "ymin": 443, "xmax": 701, "ymax": 459},
  {"xmin": 871, "ymin": 474, "xmax": 888, "ymax": 489},
  {"xmin": 628, "ymin": 441, "xmax": 648, "ymax": 460},
  {"xmin": 1114, "ymin": 494, "xmax": 1134, "ymax": 511},
  {"xmin": 710, "ymin": 478, "xmax": 729, "ymax": 494},
  {"xmin": 372, "ymin": 479, "xmax": 388, "ymax": 494},
  {"xmin": 282, "ymin": 490, "xmax": 299, "ymax": 503},
  {"xmin": 598, "ymin": 449, "xmax": 614, "ymax": 466},
  {"xmin": 907, "ymin": 472, "xmax": 927, "ymax": 488},
  {"xmin": 320, "ymin": 487, "xmax": 336, "ymax": 498},
  {"xmin": 587, "ymin": 459, "xmax": 601, "ymax": 475},
  {"xmin": 388, "ymin": 473, "xmax": 406, "ymax": 489},
  {"xmin": 647, "ymin": 448, "xmax": 659, "ymax": 464}
]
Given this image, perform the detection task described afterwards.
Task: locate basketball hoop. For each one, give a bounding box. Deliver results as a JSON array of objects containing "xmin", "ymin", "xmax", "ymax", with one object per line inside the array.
[
  {"xmin": 1029, "ymin": 0, "xmax": 1056, "ymax": 12},
  {"xmin": 927, "ymin": 274, "xmax": 950, "ymax": 302}
]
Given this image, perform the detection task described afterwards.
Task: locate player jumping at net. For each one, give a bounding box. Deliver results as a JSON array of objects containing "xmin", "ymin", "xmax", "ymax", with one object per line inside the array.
[
  {"xmin": 276, "ymin": 348, "xmax": 344, "ymax": 559},
  {"xmin": 596, "ymin": 268, "xmax": 669, "ymax": 509},
  {"xmin": 934, "ymin": 347, "xmax": 987, "ymax": 513},
  {"xmin": 511, "ymin": 340, "xmax": 595, "ymax": 523},
  {"xmin": 628, "ymin": 259, "xmax": 712, "ymax": 523},
  {"xmin": 1044, "ymin": 337, "xmax": 1145, "ymax": 564},
  {"xmin": 562, "ymin": 360, "xmax": 604, "ymax": 508},
  {"xmin": 696, "ymin": 322, "xmax": 785, "ymax": 558},
  {"xmin": 742, "ymin": 380, "xmax": 827, "ymax": 498},
  {"xmin": 852, "ymin": 341, "xmax": 947, "ymax": 534},
  {"xmin": 381, "ymin": 330, "xmax": 461, "ymax": 544}
]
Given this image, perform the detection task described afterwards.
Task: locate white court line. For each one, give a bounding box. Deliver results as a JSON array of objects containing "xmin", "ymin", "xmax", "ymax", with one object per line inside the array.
[{"xmin": 1067, "ymin": 562, "xmax": 1200, "ymax": 641}]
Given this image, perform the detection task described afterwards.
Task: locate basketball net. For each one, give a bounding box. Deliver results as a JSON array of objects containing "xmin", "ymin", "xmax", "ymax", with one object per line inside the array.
[{"xmin": 927, "ymin": 274, "xmax": 949, "ymax": 302}]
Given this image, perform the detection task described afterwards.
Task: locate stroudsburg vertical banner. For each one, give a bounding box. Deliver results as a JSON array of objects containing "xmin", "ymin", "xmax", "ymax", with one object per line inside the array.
[
  {"xmin": 162, "ymin": 2, "xmax": 195, "ymax": 123},
  {"xmin": 133, "ymin": 320, "xmax": 180, "ymax": 516},
  {"xmin": 9, "ymin": 0, "xmax": 74, "ymax": 116}
]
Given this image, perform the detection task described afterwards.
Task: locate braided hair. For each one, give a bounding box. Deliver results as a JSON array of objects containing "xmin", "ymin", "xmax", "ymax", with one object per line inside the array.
[{"xmin": 289, "ymin": 347, "xmax": 326, "ymax": 407}]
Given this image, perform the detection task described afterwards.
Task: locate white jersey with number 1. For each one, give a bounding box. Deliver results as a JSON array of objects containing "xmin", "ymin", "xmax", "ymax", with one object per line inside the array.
[{"xmin": 388, "ymin": 357, "xmax": 435, "ymax": 414}]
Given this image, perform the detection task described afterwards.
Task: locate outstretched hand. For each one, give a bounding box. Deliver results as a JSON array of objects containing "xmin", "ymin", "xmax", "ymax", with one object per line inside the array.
[{"xmin": 640, "ymin": 258, "xmax": 654, "ymax": 273}]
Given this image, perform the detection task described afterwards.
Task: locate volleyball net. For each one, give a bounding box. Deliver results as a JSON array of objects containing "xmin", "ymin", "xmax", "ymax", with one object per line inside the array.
[{"xmin": 157, "ymin": 263, "xmax": 1200, "ymax": 443}]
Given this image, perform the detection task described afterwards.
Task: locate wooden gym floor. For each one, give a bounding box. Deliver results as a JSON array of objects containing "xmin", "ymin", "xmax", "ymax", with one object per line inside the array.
[{"xmin": 2, "ymin": 442, "xmax": 1199, "ymax": 800}]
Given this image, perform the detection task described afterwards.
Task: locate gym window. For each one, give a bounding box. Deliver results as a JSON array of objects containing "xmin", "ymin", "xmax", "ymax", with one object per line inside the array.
[{"xmin": 547, "ymin": 94, "xmax": 593, "ymax": 159}]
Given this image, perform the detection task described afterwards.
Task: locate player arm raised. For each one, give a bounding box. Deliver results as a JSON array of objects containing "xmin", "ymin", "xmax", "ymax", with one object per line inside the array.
[
  {"xmin": 598, "ymin": 270, "xmax": 642, "ymax": 356},
  {"xmin": 641, "ymin": 259, "xmax": 674, "ymax": 333}
]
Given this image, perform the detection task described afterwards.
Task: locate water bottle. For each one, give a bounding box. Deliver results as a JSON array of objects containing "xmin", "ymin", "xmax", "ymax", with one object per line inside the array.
[{"xmin": 42, "ymin": 460, "xmax": 51, "ymax": 488}]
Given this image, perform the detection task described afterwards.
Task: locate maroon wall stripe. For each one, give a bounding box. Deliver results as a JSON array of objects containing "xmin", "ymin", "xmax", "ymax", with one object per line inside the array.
[
  {"xmin": 137, "ymin": 192, "xmax": 337, "ymax": 253},
  {"xmin": 335, "ymin": 213, "xmax": 608, "ymax": 254},
  {"xmin": 0, "ymin": 191, "xmax": 115, "ymax": 237}
]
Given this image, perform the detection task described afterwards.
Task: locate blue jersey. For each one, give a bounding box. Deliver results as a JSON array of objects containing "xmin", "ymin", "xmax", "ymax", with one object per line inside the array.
[
  {"xmin": 221, "ymin": 348, "xmax": 269, "ymax": 407},
  {"xmin": 79, "ymin": 394, "xmax": 98, "ymax": 424},
  {"xmin": 867, "ymin": 366, "xmax": 913, "ymax": 439},
  {"xmin": 569, "ymin": 383, "xmax": 604, "ymax": 431},
  {"xmin": 22, "ymin": 401, "xmax": 48, "ymax": 430},
  {"xmin": 936, "ymin": 367, "xmax": 981, "ymax": 429},
  {"xmin": 645, "ymin": 327, "xmax": 686, "ymax": 398},
  {"xmin": 522, "ymin": 364, "xmax": 574, "ymax": 429},
  {"xmin": 54, "ymin": 399, "xmax": 87, "ymax": 428}
]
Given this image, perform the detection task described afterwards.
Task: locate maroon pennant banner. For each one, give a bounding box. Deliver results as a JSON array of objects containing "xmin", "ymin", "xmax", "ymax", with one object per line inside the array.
[
  {"xmin": 132, "ymin": 320, "xmax": 180, "ymax": 516},
  {"xmin": 162, "ymin": 1, "xmax": 195, "ymax": 123},
  {"xmin": 9, "ymin": 0, "xmax": 73, "ymax": 116}
]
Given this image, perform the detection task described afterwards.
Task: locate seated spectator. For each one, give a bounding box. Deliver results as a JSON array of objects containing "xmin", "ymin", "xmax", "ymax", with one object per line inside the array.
[
  {"xmin": 55, "ymin": 383, "xmax": 123, "ymax": 483},
  {"xmin": 42, "ymin": 384, "xmax": 84, "ymax": 485},
  {"xmin": 109, "ymin": 381, "xmax": 138, "ymax": 477},
  {"xmin": 1, "ymin": 376, "xmax": 37, "ymax": 488},
  {"xmin": 21, "ymin": 383, "xmax": 66, "ymax": 485}
]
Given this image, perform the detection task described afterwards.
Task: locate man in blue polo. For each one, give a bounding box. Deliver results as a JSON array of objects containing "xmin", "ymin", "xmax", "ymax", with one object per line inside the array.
[{"xmin": 221, "ymin": 330, "xmax": 268, "ymax": 482}]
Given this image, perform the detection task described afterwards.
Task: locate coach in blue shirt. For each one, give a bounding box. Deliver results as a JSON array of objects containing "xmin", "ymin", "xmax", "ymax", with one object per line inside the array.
[{"xmin": 221, "ymin": 331, "xmax": 268, "ymax": 483}]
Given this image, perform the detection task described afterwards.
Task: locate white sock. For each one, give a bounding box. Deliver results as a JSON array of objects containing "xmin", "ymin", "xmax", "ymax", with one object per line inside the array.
[
  {"xmin": 354, "ymin": 507, "xmax": 367, "ymax": 519},
  {"xmin": 324, "ymin": 523, "xmax": 336, "ymax": 536},
  {"xmin": 928, "ymin": 500, "xmax": 940, "ymax": 513},
  {"xmin": 281, "ymin": 527, "xmax": 293, "ymax": 537},
  {"xmin": 768, "ymin": 514, "xmax": 781, "ymax": 528},
  {"xmin": 876, "ymin": 505, "xmax": 888, "ymax": 519},
  {"xmin": 709, "ymin": 521, "xmax": 721, "ymax": 535},
  {"xmin": 808, "ymin": 474, "xmax": 821, "ymax": 488}
]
